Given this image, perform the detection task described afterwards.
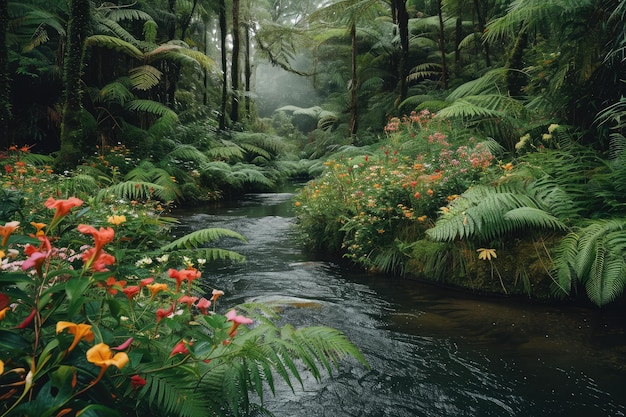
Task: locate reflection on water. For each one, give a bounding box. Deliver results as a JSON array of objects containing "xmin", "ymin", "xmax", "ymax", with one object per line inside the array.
[{"xmin": 173, "ymin": 193, "xmax": 626, "ymax": 417}]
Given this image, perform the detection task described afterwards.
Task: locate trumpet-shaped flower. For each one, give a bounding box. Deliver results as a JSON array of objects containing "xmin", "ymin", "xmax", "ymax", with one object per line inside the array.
[
  {"xmin": 196, "ymin": 297, "xmax": 211, "ymax": 315},
  {"xmin": 211, "ymin": 289, "xmax": 225, "ymax": 302},
  {"xmin": 139, "ymin": 277, "xmax": 154, "ymax": 287},
  {"xmin": 45, "ymin": 197, "xmax": 83, "ymax": 226},
  {"xmin": 156, "ymin": 303, "xmax": 175, "ymax": 322},
  {"xmin": 22, "ymin": 251, "xmax": 47, "ymax": 275},
  {"xmin": 86, "ymin": 343, "xmax": 129, "ymax": 371},
  {"xmin": 112, "ymin": 337, "xmax": 133, "ymax": 351},
  {"xmin": 0, "ymin": 221, "xmax": 20, "ymax": 247},
  {"xmin": 225, "ymin": 309, "xmax": 253, "ymax": 337},
  {"xmin": 78, "ymin": 224, "xmax": 115, "ymax": 261},
  {"xmin": 147, "ymin": 283, "xmax": 168, "ymax": 299},
  {"xmin": 168, "ymin": 268, "xmax": 201, "ymax": 293},
  {"xmin": 130, "ymin": 374, "xmax": 146, "ymax": 390},
  {"xmin": 0, "ymin": 307, "xmax": 9, "ymax": 321},
  {"xmin": 178, "ymin": 295, "xmax": 198, "ymax": 308},
  {"xmin": 56, "ymin": 321, "xmax": 95, "ymax": 352},
  {"xmin": 122, "ymin": 286, "xmax": 140, "ymax": 300},
  {"xmin": 170, "ymin": 340, "xmax": 190, "ymax": 356}
]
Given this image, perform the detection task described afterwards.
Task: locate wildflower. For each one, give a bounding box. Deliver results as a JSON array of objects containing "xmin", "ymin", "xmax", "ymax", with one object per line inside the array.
[
  {"xmin": 156, "ymin": 254, "xmax": 169, "ymax": 263},
  {"xmin": 135, "ymin": 257, "xmax": 153, "ymax": 267},
  {"xmin": 156, "ymin": 304, "xmax": 175, "ymax": 322},
  {"xmin": 122, "ymin": 286, "xmax": 140, "ymax": 300},
  {"xmin": 225, "ymin": 309, "xmax": 254, "ymax": 337},
  {"xmin": 0, "ymin": 359, "xmax": 3, "ymax": 375},
  {"xmin": 140, "ymin": 277, "xmax": 154, "ymax": 287},
  {"xmin": 0, "ymin": 307, "xmax": 9, "ymax": 321},
  {"xmin": 197, "ymin": 258, "xmax": 206, "ymax": 266},
  {"xmin": 107, "ymin": 215, "xmax": 126, "ymax": 225},
  {"xmin": 427, "ymin": 189, "xmax": 434, "ymax": 196},
  {"xmin": 101, "ymin": 276, "xmax": 126, "ymax": 295},
  {"xmin": 170, "ymin": 340, "xmax": 191, "ymax": 356},
  {"xmin": 78, "ymin": 224, "xmax": 115, "ymax": 269},
  {"xmin": 0, "ymin": 221, "xmax": 20, "ymax": 247},
  {"xmin": 130, "ymin": 375, "xmax": 146, "ymax": 390},
  {"xmin": 30, "ymin": 222, "xmax": 46, "ymax": 237},
  {"xmin": 414, "ymin": 192, "xmax": 421, "ymax": 199},
  {"xmin": 56, "ymin": 321, "xmax": 95, "ymax": 352},
  {"xmin": 542, "ymin": 133, "xmax": 552, "ymax": 141},
  {"xmin": 86, "ymin": 343, "xmax": 129, "ymax": 381},
  {"xmin": 548, "ymin": 123, "xmax": 559, "ymax": 134},
  {"xmin": 501, "ymin": 162, "xmax": 513, "ymax": 171},
  {"xmin": 85, "ymin": 250, "xmax": 116, "ymax": 272},
  {"xmin": 417, "ymin": 215, "xmax": 427, "ymax": 222},
  {"xmin": 22, "ymin": 251, "xmax": 47, "ymax": 275},
  {"xmin": 196, "ymin": 298, "xmax": 211, "ymax": 315},
  {"xmin": 45, "ymin": 197, "xmax": 83, "ymax": 227},
  {"xmin": 147, "ymin": 283, "xmax": 168, "ymax": 299},
  {"xmin": 477, "ymin": 248, "xmax": 497, "ymax": 261},
  {"xmin": 112, "ymin": 337, "xmax": 133, "ymax": 351},
  {"xmin": 168, "ymin": 268, "xmax": 201, "ymax": 293},
  {"xmin": 211, "ymin": 289, "xmax": 225, "ymax": 302},
  {"xmin": 178, "ymin": 295, "xmax": 198, "ymax": 308}
]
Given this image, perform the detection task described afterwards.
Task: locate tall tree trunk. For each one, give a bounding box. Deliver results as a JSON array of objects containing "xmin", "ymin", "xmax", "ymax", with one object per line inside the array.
[
  {"xmin": 349, "ymin": 21, "xmax": 358, "ymax": 136},
  {"xmin": 180, "ymin": 0, "xmax": 198, "ymax": 40},
  {"xmin": 472, "ymin": 0, "xmax": 490, "ymax": 67},
  {"xmin": 56, "ymin": 0, "xmax": 90, "ymax": 170},
  {"xmin": 436, "ymin": 0, "xmax": 448, "ymax": 89},
  {"xmin": 392, "ymin": 0, "xmax": 409, "ymax": 104},
  {"xmin": 244, "ymin": 22, "xmax": 252, "ymax": 119},
  {"xmin": 506, "ymin": 28, "xmax": 528, "ymax": 98},
  {"xmin": 0, "ymin": 0, "xmax": 10, "ymax": 148},
  {"xmin": 230, "ymin": 0, "xmax": 240, "ymax": 124},
  {"xmin": 219, "ymin": 0, "xmax": 228, "ymax": 129}
]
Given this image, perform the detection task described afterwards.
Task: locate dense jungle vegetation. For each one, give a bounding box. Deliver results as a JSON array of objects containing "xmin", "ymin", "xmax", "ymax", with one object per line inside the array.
[
  {"xmin": 1, "ymin": 0, "xmax": 626, "ymax": 313},
  {"xmin": 0, "ymin": 0, "xmax": 626, "ymax": 415}
]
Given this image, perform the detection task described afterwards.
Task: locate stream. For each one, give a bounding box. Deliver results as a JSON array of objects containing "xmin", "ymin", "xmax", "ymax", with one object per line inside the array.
[{"xmin": 173, "ymin": 192, "xmax": 626, "ymax": 417}]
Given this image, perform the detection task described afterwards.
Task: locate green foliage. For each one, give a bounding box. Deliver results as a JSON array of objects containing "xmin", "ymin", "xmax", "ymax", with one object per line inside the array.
[{"xmin": 553, "ymin": 219, "xmax": 626, "ymax": 306}]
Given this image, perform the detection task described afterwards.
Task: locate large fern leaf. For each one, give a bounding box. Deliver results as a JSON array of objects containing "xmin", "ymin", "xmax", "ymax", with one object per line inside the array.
[{"xmin": 160, "ymin": 228, "xmax": 246, "ymax": 251}]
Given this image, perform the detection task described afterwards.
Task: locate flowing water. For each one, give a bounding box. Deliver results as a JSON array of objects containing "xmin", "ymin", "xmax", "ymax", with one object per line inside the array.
[{"xmin": 173, "ymin": 192, "xmax": 626, "ymax": 417}]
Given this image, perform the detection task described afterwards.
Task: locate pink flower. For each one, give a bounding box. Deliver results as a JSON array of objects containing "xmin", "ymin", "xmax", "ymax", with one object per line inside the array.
[
  {"xmin": 178, "ymin": 295, "xmax": 198, "ymax": 308},
  {"xmin": 139, "ymin": 277, "xmax": 154, "ymax": 287},
  {"xmin": 225, "ymin": 309, "xmax": 253, "ymax": 337},
  {"xmin": 196, "ymin": 297, "xmax": 211, "ymax": 315},
  {"xmin": 22, "ymin": 251, "xmax": 48, "ymax": 275},
  {"xmin": 112, "ymin": 337, "xmax": 134, "ymax": 351}
]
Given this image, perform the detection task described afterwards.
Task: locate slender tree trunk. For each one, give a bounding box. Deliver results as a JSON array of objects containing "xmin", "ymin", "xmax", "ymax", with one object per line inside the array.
[
  {"xmin": 230, "ymin": 0, "xmax": 240, "ymax": 124},
  {"xmin": 219, "ymin": 0, "xmax": 228, "ymax": 129},
  {"xmin": 56, "ymin": 0, "xmax": 90, "ymax": 170},
  {"xmin": 472, "ymin": 0, "xmax": 490, "ymax": 67},
  {"xmin": 392, "ymin": 0, "xmax": 409, "ymax": 104},
  {"xmin": 349, "ymin": 21, "xmax": 358, "ymax": 136},
  {"xmin": 244, "ymin": 22, "xmax": 252, "ymax": 119},
  {"xmin": 436, "ymin": 0, "xmax": 448, "ymax": 89},
  {"xmin": 0, "ymin": 0, "xmax": 10, "ymax": 148},
  {"xmin": 506, "ymin": 28, "xmax": 528, "ymax": 97},
  {"xmin": 180, "ymin": 0, "xmax": 198, "ymax": 40}
]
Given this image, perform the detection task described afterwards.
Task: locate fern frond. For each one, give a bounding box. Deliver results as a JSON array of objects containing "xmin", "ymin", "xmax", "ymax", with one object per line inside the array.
[
  {"xmin": 141, "ymin": 370, "xmax": 210, "ymax": 417},
  {"xmin": 129, "ymin": 65, "xmax": 163, "ymax": 91},
  {"xmin": 85, "ymin": 34, "xmax": 144, "ymax": 59},
  {"xmin": 167, "ymin": 145, "xmax": 210, "ymax": 165},
  {"xmin": 95, "ymin": 181, "xmax": 169, "ymax": 202},
  {"xmin": 160, "ymin": 228, "xmax": 246, "ymax": 251},
  {"xmin": 124, "ymin": 99, "xmax": 178, "ymax": 120}
]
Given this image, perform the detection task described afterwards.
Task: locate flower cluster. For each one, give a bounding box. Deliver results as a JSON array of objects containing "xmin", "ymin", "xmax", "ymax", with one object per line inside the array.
[
  {"xmin": 0, "ymin": 196, "xmax": 254, "ymax": 416},
  {"xmin": 295, "ymin": 111, "xmax": 496, "ymax": 268}
]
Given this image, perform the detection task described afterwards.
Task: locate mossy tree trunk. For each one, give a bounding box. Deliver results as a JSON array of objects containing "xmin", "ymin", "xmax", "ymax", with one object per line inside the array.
[
  {"xmin": 219, "ymin": 0, "xmax": 228, "ymax": 130},
  {"xmin": 392, "ymin": 0, "xmax": 409, "ymax": 104},
  {"xmin": 230, "ymin": 0, "xmax": 240, "ymax": 124},
  {"xmin": 0, "ymin": 0, "xmax": 10, "ymax": 149},
  {"xmin": 56, "ymin": 0, "xmax": 91, "ymax": 171}
]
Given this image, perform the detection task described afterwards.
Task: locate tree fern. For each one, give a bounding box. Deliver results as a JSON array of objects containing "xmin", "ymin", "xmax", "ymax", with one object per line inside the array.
[
  {"xmin": 95, "ymin": 181, "xmax": 171, "ymax": 202},
  {"xmin": 124, "ymin": 99, "xmax": 178, "ymax": 120},
  {"xmin": 85, "ymin": 34, "xmax": 143, "ymax": 59},
  {"xmin": 141, "ymin": 370, "xmax": 211, "ymax": 417},
  {"xmin": 129, "ymin": 65, "xmax": 163, "ymax": 91}
]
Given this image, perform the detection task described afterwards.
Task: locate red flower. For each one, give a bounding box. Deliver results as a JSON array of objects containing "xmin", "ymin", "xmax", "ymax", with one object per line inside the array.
[
  {"xmin": 139, "ymin": 277, "xmax": 154, "ymax": 287},
  {"xmin": 100, "ymin": 276, "xmax": 126, "ymax": 295},
  {"xmin": 178, "ymin": 295, "xmax": 198, "ymax": 308},
  {"xmin": 122, "ymin": 286, "xmax": 141, "ymax": 300},
  {"xmin": 22, "ymin": 251, "xmax": 48, "ymax": 275},
  {"xmin": 156, "ymin": 303, "xmax": 175, "ymax": 323},
  {"xmin": 45, "ymin": 197, "xmax": 83, "ymax": 226},
  {"xmin": 168, "ymin": 268, "xmax": 201, "ymax": 293},
  {"xmin": 130, "ymin": 374, "xmax": 146, "ymax": 390},
  {"xmin": 81, "ymin": 249, "xmax": 116, "ymax": 272},
  {"xmin": 170, "ymin": 340, "xmax": 190, "ymax": 356}
]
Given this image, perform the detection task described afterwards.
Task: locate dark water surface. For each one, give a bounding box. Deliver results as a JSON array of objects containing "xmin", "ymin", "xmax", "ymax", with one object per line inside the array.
[{"xmin": 173, "ymin": 192, "xmax": 626, "ymax": 417}]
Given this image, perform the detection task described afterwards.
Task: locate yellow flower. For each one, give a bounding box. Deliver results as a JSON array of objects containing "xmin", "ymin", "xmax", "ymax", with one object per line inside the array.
[
  {"xmin": 147, "ymin": 283, "xmax": 168, "ymax": 299},
  {"xmin": 0, "ymin": 359, "xmax": 3, "ymax": 375},
  {"xmin": 86, "ymin": 343, "xmax": 129, "ymax": 371},
  {"xmin": 30, "ymin": 222, "xmax": 47, "ymax": 236},
  {"xmin": 107, "ymin": 215, "xmax": 127, "ymax": 225},
  {"xmin": 0, "ymin": 307, "xmax": 9, "ymax": 321},
  {"xmin": 477, "ymin": 248, "xmax": 497, "ymax": 261},
  {"xmin": 548, "ymin": 123, "xmax": 559, "ymax": 134},
  {"xmin": 56, "ymin": 321, "xmax": 95, "ymax": 352},
  {"xmin": 417, "ymin": 215, "xmax": 427, "ymax": 222},
  {"xmin": 294, "ymin": 201, "xmax": 301, "ymax": 207}
]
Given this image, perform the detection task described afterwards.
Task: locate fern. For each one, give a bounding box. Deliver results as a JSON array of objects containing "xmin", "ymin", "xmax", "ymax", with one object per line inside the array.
[
  {"xmin": 84, "ymin": 34, "xmax": 143, "ymax": 59},
  {"xmin": 124, "ymin": 99, "xmax": 178, "ymax": 120},
  {"xmin": 141, "ymin": 370, "xmax": 211, "ymax": 417},
  {"xmin": 95, "ymin": 181, "xmax": 171, "ymax": 202},
  {"xmin": 161, "ymin": 228, "xmax": 246, "ymax": 251},
  {"xmin": 552, "ymin": 219, "xmax": 626, "ymax": 306},
  {"xmin": 129, "ymin": 65, "xmax": 163, "ymax": 91}
]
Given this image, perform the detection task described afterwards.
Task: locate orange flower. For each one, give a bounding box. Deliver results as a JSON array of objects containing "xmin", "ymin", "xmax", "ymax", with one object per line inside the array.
[
  {"xmin": 45, "ymin": 197, "xmax": 83, "ymax": 226},
  {"xmin": 56, "ymin": 321, "xmax": 95, "ymax": 352},
  {"xmin": 78, "ymin": 225, "xmax": 115, "ymax": 269},
  {"xmin": 86, "ymin": 343, "xmax": 129, "ymax": 373},
  {"xmin": 211, "ymin": 289, "xmax": 225, "ymax": 302},
  {"xmin": 147, "ymin": 283, "xmax": 168, "ymax": 299},
  {"xmin": 0, "ymin": 307, "xmax": 9, "ymax": 321},
  {"xmin": 122, "ymin": 286, "xmax": 140, "ymax": 300},
  {"xmin": 100, "ymin": 276, "xmax": 127, "ymax": 295},
  {"xmin": 178, "ymin": 295, "xmax": 198, "ymax": 308},
  {"xmin": 168, "ymin": 268, "xmax": 201, "ymax": 293},
  {"xmin": 107, "ymin": 215, "xmax": 126, "ymax": 226},
  {"xmin": 30, "ymin": 222, "xmax": 46, "ymax": 237},
  {"xmin": 0, "ymin": 221, "xmax": 19, "ymax": 247}
]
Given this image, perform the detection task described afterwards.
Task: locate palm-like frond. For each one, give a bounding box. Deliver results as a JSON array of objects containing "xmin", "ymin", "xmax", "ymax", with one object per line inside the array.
[
  {"xmin": 96, "ymin": 79, "xmax": 134, "ymax": 105},
  {"xmin": 161, "ymin": 228, "xmax": 246, "ymax": 251},
  {"xmin": 124, "ymin": 99, "xmax": 178, "ymax": 120},
  {"xmin": 427, "ymin": 182, "xmax": 569, "ymax": 243},
  {"xmin": 95, "ymin": 181, "xmax": 171, "ymax": 202},
  {"xmin": 125, "ymin": 161, "xmax": 181, "ymax": 200},
  {"xmin": 129, "ymin": 65, "xmax": 163, "ymax": 91},
  {"xmin": 84, "ymin": 35, "xmax": 144, "ymax": 59},
  {"xmin": 553, "ymin": 219, "xmax": 626, "ymax": 306},
  {"xmin": 140, "ymin": 369, "xmax": 211, "ymax": 417},
  {"xmin": 167, "ymin": 144, "xmax": 210, "ymax": 166}
]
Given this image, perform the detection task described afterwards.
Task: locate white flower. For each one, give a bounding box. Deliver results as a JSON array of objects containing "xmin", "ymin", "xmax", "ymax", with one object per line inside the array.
[
  {"xmin": 547, "ymin": 123, "xmax": 559, "ymax": 134},
  {"xmin": 542, "ymin": 133, "xmax": 552, "ymax": 141},
  {"xmin": 135, "ymin": 257, "xmax": 153, "ymax": 267},
  {"xmin": 156, "ymin": 254, "xmax": 169, "ymax": 263},
  {"xmin": 197, "ymin": 258, "xmax": 207, "ymax": 266}
]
